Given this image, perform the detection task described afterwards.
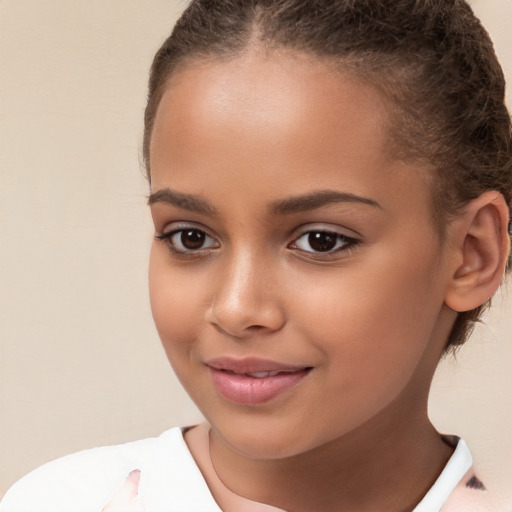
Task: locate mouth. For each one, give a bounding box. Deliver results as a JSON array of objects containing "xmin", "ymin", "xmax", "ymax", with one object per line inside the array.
[
  {"xmin": 205, "ymin": 357, "xmax": 312, "ymax": 405},
  {"xmin": 222, "ymin": 369, "xmax": 303, "ymax": 378}
]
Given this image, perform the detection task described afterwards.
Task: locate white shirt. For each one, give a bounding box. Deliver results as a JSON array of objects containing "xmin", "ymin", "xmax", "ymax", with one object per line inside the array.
[{"xmin": 0, "ymin": 427, "xmax": 501, "ymax": 512}]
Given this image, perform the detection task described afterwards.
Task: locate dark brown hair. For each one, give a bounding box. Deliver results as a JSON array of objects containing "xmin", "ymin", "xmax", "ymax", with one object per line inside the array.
[{"xmin": 143, "ymin": 0, "xmax": 512, "ymax": 349}]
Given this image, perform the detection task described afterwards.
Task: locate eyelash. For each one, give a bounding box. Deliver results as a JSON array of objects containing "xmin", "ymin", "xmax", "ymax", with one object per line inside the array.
[
  {"xmin": 155, "ymin": 226, "xmax": 359, "ymax": 259},
  {"xmin": 288, "ymin": 230, "xmax": 359, "ymax": 259},
  {"xmin": 155, "ymin": 227, "xmax": 219, "ymax": 257}
]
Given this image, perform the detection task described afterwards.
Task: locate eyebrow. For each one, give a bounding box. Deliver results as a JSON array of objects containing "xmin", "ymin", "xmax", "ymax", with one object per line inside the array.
[
  {"xmin": 147, "ymin": 188, "xmax": 381, "ymax": 216},
  {"xmin": 269, "ymin": 190, "xmax": 382, "ymax": 214},
  {"xmin": 147, "ymin": 188, "xmax": 218, "ymax": 215}
]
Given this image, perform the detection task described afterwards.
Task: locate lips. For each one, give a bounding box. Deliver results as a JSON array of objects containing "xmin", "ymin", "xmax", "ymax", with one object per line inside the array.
[
  {"xmin": 236, "ymin": 370, "xmax": 291, "ymax": 378},
  {"xmin": 206, "ymin": 357, "xmax": 312, "ymax": 405}
]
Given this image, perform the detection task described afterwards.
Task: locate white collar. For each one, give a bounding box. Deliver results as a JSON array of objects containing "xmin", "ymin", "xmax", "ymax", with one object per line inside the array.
[
  {"xmin": 412, "ymin": 437, "xmax": 473, "ymax": 512},
  {"xmin": 141, "ymin": 428, "xmax": 472, "ymax": 511}
]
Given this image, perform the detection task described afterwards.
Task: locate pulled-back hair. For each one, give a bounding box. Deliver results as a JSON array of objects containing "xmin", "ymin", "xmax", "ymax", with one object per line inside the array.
[{"xmin": 143, "ymin": 0, "xmax": 512, "ymax": 349}]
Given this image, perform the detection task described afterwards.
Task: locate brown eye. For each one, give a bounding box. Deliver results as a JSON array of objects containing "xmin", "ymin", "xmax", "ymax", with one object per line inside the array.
[
  {"xmin": 156, "ymin": 227, "xmax": 219, "ymax": 254},
  {"xmin": 180, "ymin": 229, "xmax": 206, "ymax": 249},
  {"xmin": 292, "ymin": 230, "xmax": 357, "ymax": 254},
  {"xmin": 307, "ymin": 232, "xmax": 337, "ymax": 252}
]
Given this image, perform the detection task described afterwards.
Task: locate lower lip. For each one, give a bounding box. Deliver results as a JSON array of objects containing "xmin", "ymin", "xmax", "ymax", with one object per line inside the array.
[{"xmin": 208, "ymin": 367, "xmax": 310, "ymax": 405}]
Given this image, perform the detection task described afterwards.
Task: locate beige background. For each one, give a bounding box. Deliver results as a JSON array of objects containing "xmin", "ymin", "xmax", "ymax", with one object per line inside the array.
[{"xmin": 0, "ymin": 0, "xmax": 511, "ymax": 502}]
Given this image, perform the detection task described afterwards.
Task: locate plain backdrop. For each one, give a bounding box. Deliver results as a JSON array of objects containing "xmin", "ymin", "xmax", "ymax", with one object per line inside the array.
[{"xmin": 0, "ymin": 0, "xmax": 511, "ymax": 502}]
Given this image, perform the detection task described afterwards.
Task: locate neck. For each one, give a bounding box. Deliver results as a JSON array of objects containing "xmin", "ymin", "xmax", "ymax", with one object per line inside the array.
[{"xmin": 208, "ymin": 396, "xmax": 452, "ymax": 512}]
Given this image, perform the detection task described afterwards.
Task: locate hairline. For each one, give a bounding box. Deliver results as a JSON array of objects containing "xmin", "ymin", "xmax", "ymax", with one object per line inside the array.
[{"xmin": 143, "ymin": 47, "xmax": 453, "ymax": 242}]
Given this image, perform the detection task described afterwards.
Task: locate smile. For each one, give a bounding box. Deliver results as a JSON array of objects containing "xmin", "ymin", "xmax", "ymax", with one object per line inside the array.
[
  {"xmin": 206, "ymin": 357, "xmax": 312, "ymax": 405},
  {"xmin": 230, "ymin": 370, "xmax": 292, "ymax": 378}
]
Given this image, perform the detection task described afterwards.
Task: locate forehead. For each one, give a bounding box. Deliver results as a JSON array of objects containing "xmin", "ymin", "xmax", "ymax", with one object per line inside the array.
[
  {"xmin": 149, "ymin": 50, "xmax": 433, "ymax": 220},
  {"xmin": 152, "ymin": 51, "xmax": 391, "ymax": 163}
]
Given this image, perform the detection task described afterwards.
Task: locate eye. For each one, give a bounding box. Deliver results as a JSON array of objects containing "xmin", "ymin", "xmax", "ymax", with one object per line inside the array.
[
  {"xmin": 291, "ymin": 230, "xmax": 357, "ymax": 254},
  {"xmin": 156, "ymin": 227, "xmax": 219, "ymax": 254}
]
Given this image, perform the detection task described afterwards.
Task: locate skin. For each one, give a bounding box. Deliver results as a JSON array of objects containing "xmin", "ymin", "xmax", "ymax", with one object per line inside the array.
[{"xmin": 144, "ymin": 49, "xmax": 470, "ymax": 512}]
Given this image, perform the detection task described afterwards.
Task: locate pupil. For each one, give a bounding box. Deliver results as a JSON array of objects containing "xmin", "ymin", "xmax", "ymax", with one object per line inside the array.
[
  {"xmin": 308, "ymin": 232, "xmax": 337, "ymax": 252},
  {"xmin": 181, "ymin": 230, "xmax": 205, "ymax": 249}
]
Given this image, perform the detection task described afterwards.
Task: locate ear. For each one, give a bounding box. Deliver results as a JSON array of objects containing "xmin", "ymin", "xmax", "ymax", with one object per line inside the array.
[{"xmin": 444, "ymin": 191, "xmax": 510, "ymax": 313}]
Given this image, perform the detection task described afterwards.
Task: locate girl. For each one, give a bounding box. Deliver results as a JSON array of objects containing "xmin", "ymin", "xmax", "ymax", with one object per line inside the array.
[{"xmin": 1, "ymin": 1, "xmax": 511, "ymax": 511}]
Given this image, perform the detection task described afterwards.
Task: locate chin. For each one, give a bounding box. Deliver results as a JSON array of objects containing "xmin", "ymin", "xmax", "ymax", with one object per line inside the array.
[
  {"xmin": 209, "ymin": 415, "xmax": 321, "ymax": 461},
  {"xmin": 226, "ymin": 436, "xmax": 300, "ymax": 461}
]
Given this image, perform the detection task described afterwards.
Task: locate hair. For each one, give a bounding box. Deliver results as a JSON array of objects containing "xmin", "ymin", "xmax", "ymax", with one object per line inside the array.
[{"xmin": 143, "ymin": 0, "xmax": 512, "ymax": 350}]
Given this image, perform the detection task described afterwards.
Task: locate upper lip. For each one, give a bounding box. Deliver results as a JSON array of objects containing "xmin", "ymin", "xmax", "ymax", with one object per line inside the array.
[{"xmin": 205, "ymin": 357, "xmax": 309, "ymax": 374}]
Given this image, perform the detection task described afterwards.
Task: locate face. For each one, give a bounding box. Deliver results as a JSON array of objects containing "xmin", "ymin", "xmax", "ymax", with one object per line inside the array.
[{"xmin": 148, "ymin": 51, "xmax": 457, "ymax": 460}]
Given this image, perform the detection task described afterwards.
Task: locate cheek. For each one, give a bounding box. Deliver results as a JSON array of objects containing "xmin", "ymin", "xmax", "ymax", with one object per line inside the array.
[
  {"xmin": 293, "ymin": 253, "xmax": 443, "ymax": 389},
  {"xmin": 148, "ymin": 246, "xmax": 207, "ymax": 358}
]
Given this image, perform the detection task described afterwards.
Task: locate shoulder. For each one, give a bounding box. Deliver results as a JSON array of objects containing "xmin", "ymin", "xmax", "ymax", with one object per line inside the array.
[
  {"xmin": 418, "ymin": 436, "xmax": 510, "ymax": 512},
  {"xmin": 0, "ymin": 427, "xmax": 186, "ymax": 512},
  {"xmin": 441, "ymin": 472, "xmax": 510, "ymax": 512}
]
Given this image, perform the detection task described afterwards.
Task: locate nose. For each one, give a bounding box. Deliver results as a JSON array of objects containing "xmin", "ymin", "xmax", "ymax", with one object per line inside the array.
[{"xmin": 206, "ymin": 250, "xmax": 286, "ymax": 338}]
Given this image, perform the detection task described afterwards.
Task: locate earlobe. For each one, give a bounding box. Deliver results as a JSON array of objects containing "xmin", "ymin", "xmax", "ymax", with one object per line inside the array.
[{"xmin": 445, "ymin": 191, "xmax": 510, "ymax": 313}]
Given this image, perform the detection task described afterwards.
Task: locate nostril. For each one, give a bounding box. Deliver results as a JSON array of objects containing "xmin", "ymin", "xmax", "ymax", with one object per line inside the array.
[
  {"xmin": 206, "ymin": 294, "xmax": 286, "ymax": 337},
  {"xmin": 210, "ymin": 322, "xmax": 271, "ymax": 338}
]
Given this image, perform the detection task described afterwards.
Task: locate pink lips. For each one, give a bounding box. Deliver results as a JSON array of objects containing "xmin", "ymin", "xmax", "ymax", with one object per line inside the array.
[{"xmin": 206, "ymin": 357, "xmax": 311, "ymax": 405}]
